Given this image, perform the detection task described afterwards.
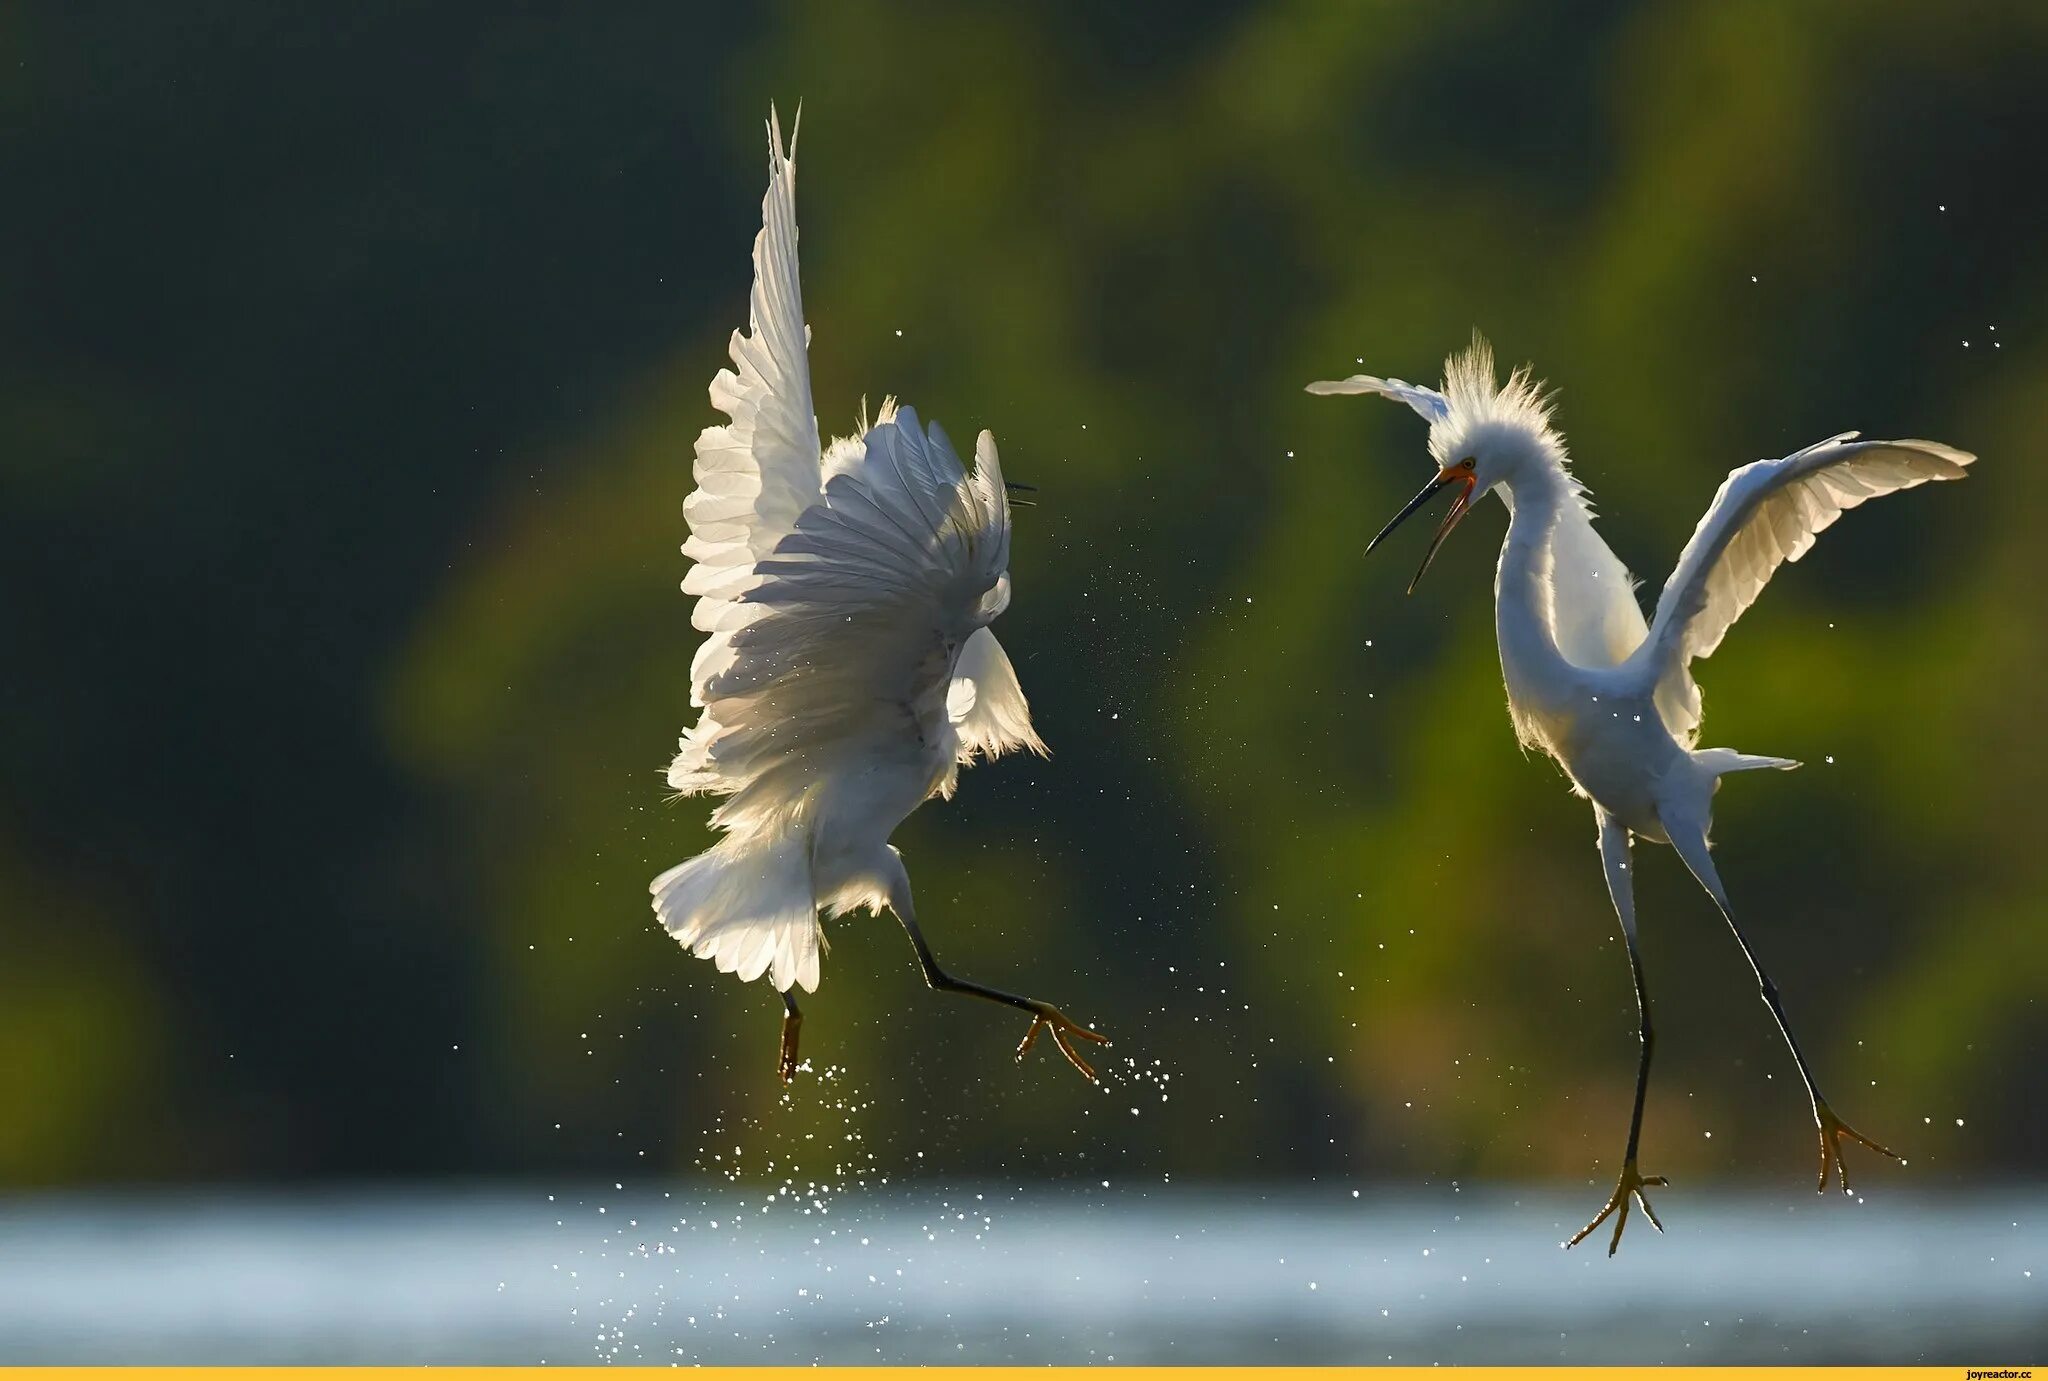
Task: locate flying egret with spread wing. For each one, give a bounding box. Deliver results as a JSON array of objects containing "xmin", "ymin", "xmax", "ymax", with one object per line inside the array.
[
  {"xmin": 1310, "ymin": 336, "xmax": 1972, "ymax": 1254},
  {"xmin": 652, "ymin": 110, "xmax": 1104, "ymax": 1084}
]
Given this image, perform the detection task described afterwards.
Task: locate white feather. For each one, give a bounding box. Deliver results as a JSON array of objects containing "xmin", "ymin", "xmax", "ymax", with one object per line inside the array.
[
  {"xmin": 948, "ymin": 627, "xmax": 1046, "ymax": 765},
  {"xmin": 679, "ymin": 407, "xmax": 1014, "ymax": 817},
  {"xmin": 682, "ymin": 107, "xmax": 820, "ymax": 593},
  {"xmin": 1305, "ymin": 373, "xmax": 1450, "ymax": 423},
  {"xmin": 1541, "ymin": 501, "xmax": 1648, "ymax": 670},
  {"xmin": 1638, "ymin": 433, "xmax": 1975, "ymax": 745},
  {"xmin": 653, "ymin": 113, "xmax": 1040, "ymax": 993},
  {"xmin": 652, "ymin": 833, "xmax": 822, "ymax": 993}
]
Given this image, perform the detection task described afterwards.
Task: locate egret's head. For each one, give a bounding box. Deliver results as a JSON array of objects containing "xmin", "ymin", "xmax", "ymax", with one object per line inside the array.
[{"xmin": 1309, "ymin": 334, "xmax": 1561, "ymax": 592}]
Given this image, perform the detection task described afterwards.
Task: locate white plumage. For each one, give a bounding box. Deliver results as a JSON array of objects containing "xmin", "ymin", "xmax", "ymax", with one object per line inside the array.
[
  {"xmin": 1641, "ymin": 431, "xmax": 1972, "ymax": 747},
  {"xmin": 1314, "ymin": 338, "xmax": 1972, "ymax": 775},
  {"xmin": 1313, "ymin": 336, "xmax": 1972, "ymax": 1253},
  {"xmin": 655, "ymin": 113, "xmax": 1041, "ymax": 990},
  {"xmin": 653, "ymin": 111, "xmax": 1089, "ymax": 1082}
]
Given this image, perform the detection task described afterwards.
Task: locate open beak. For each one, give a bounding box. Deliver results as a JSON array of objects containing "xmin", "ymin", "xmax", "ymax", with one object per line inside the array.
[{"xmin": 1365, "ymin": 467, "xmax": 1478, "ymax": 594}]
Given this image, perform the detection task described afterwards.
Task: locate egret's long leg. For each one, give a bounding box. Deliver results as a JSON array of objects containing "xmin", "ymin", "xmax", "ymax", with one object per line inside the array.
[
  {"xmin": 778, "ymin": 990, "xmax": 803, "ymax": 1084},
  {"xmin": 1663, "ymin": 819, "xmax": 1899, "ymax": 1193},
  {"xmin": 882, "ymin": 859, "xmax": 1105, "ymax": 1080},
  {"xmin": 1568, "ymin": 811, "xmax": 1668, "ymax": 1255}
]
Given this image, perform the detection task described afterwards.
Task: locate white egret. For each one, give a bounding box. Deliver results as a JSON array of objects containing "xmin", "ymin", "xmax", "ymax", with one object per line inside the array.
[
  {"xmin": 652, "ymin": 110, "xmax": 1104, "ymax": 1083},
  {"xmin": 1310, "ymin": 336, "xmax": 1973, "ymax": 1254}
]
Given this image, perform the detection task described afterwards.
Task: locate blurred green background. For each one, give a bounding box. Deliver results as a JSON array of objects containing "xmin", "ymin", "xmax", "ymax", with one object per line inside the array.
[{"xmin": 3, "ymin": 0, "xmax": 2043, "ymax": 1196}]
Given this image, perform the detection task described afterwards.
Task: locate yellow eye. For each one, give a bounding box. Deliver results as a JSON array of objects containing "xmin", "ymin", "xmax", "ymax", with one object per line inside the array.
[{"xmin": 1460, "ymin": 457, "xmax": 1477, "ymax": 471}]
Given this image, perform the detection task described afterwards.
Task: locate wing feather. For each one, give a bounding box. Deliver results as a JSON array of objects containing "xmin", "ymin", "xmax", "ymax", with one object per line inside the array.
[
  {"xmin": 1304, "ymin": 373, "xmax": 1451, "ymax": 423},
  {"xmin": 1640, "ymin": 433, "xmax": 1974, "ymax": 745},
  {"xmin": 672, "ymin": 410, "xmax": 1030, "ymax": 831},
  {"xmin": 667, "ymin": 114, "xmax": 1037, "ymax": 841},
  {"xmin": 681, "ymin": 109, "xmax": 822, "ymax": 606}
]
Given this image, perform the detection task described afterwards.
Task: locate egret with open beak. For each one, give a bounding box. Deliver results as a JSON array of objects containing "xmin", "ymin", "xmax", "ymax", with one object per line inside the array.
[
  {"xmin": 1366, "ymin": 455, "xmax": 1480, "ymax": 593},
  {"xmin": 1311, "ymin": 334, "xmax": 1972, "ymax": 1254}
]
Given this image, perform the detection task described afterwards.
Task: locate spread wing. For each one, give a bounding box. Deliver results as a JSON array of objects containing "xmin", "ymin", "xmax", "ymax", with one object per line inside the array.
[
  {"xmin": 681, "ymin": 109, "xmax": 822, "ymax": 679},
  {"xmin": 667, "ymin": 111, "xmax": 1037, "ymax": 836},
  {"xmin": 1305, "ymin": 372, "xmax": 1451, "ymax": 423},
  {"xmin": 671, "ymin": 410, "xmax": 1025, "ymax": 830},
  {"xmin": 1640, "ymin": 432, "xmax": 1974, "ymax": 745}
]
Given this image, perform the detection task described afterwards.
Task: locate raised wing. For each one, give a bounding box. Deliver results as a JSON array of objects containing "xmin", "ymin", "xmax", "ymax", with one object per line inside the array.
[
  {"xmin": 1640, "ymin": 432, "xmax": 1974, "ymax": 745},
  {"xmin": 670, "ymin": 408, "xmax": 1024, "ymax": 830},
  {"xmin": 681, "ymin": 109, "xmax": 823, "ymax": 654},
  {"xmin": 1305, "ymin": 372, "xmax": 1451, "ymax": 423}
]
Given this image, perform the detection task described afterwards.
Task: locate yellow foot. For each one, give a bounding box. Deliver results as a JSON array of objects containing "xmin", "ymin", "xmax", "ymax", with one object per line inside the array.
[
  {"xmin": 1015, "ymin": 1002, "xmax": 1110, "ymax": 1081},
  {"xmin": 1815, "ymin": 1100, "xmax": 1899, "ymax": 1194},
  {"xmin": 1566, "ymin": 1160, "xmax": 1668, "ymax": 1257},
  {"xmin": 778, "ymin": 1009, "xmax": 802, "ymax": 1085}
]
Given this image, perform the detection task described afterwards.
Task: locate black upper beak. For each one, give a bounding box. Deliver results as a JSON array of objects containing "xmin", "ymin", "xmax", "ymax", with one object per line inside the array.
[
  {"xmin": 1366, "ymin": 473, "xmax": 1456, "ymax": 557},
  {"xmin": 1005, "ymin": 480, "xmax": 1038, "ymax": 507},
  {"xmin": 1366, "ymin": 472, "xmax": 1474, "ymax": 594}
]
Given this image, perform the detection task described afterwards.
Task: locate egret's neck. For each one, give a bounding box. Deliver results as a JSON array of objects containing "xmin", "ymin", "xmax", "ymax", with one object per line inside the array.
[
  {"xmin": 1492, "ymin": 460, "xmax": 1578, "ymax": 686},
  {"xmin": 1497, "ymin": 459, "xmax": 1577, "ymax": 533}
]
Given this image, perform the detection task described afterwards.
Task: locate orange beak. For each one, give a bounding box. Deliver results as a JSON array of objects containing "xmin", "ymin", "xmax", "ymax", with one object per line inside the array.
[{"xmin": 1366, "ymin": 465, "xmax": 1478, "ymax": 593}]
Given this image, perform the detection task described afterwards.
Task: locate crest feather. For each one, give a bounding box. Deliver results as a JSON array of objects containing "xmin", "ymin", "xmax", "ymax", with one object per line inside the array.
[{"xmin": 1428, "ymin": 332, "xmax": 1562, "ymax": 468}]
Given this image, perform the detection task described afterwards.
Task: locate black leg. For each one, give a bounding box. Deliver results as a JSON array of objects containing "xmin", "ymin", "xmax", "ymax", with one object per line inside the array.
[
  {"xmin": 1716, "ymin": 913, "xmax": 1825, "ymax": 1100},
  {"xmin": 1665, "ymin": 818, "xmax": 1899, "ymax": 1193},
  {"xmin": 1569, "ymin": 813, "xmax": 1668, "ymax": 1255},
  {"xmin": 894, "ymin": 909, "xmax": 1108, "ymax": 1080},
  {"xmin": 898, "ymin": 910, "xmax": 1052, "ymax": 1015},
  {"xmin": 1620, "ymin": 920, "xmax": 1656, "ymax": 1165}
]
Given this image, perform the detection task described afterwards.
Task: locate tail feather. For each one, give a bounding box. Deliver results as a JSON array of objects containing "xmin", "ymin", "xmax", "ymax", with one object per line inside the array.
[
  {"xmin": 650, "ymin": 833, "xmax": 823, "ymax": 992},
  {"xmin": 1696, "ymin": 747, "xmax": 1801, "ymax": 776}
]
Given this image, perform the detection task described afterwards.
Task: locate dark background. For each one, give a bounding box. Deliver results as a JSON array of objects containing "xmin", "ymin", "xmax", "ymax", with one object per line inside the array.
[{"xmin": 3, "ymin": 1, "xmax": 2043, "ymax": 1194}]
